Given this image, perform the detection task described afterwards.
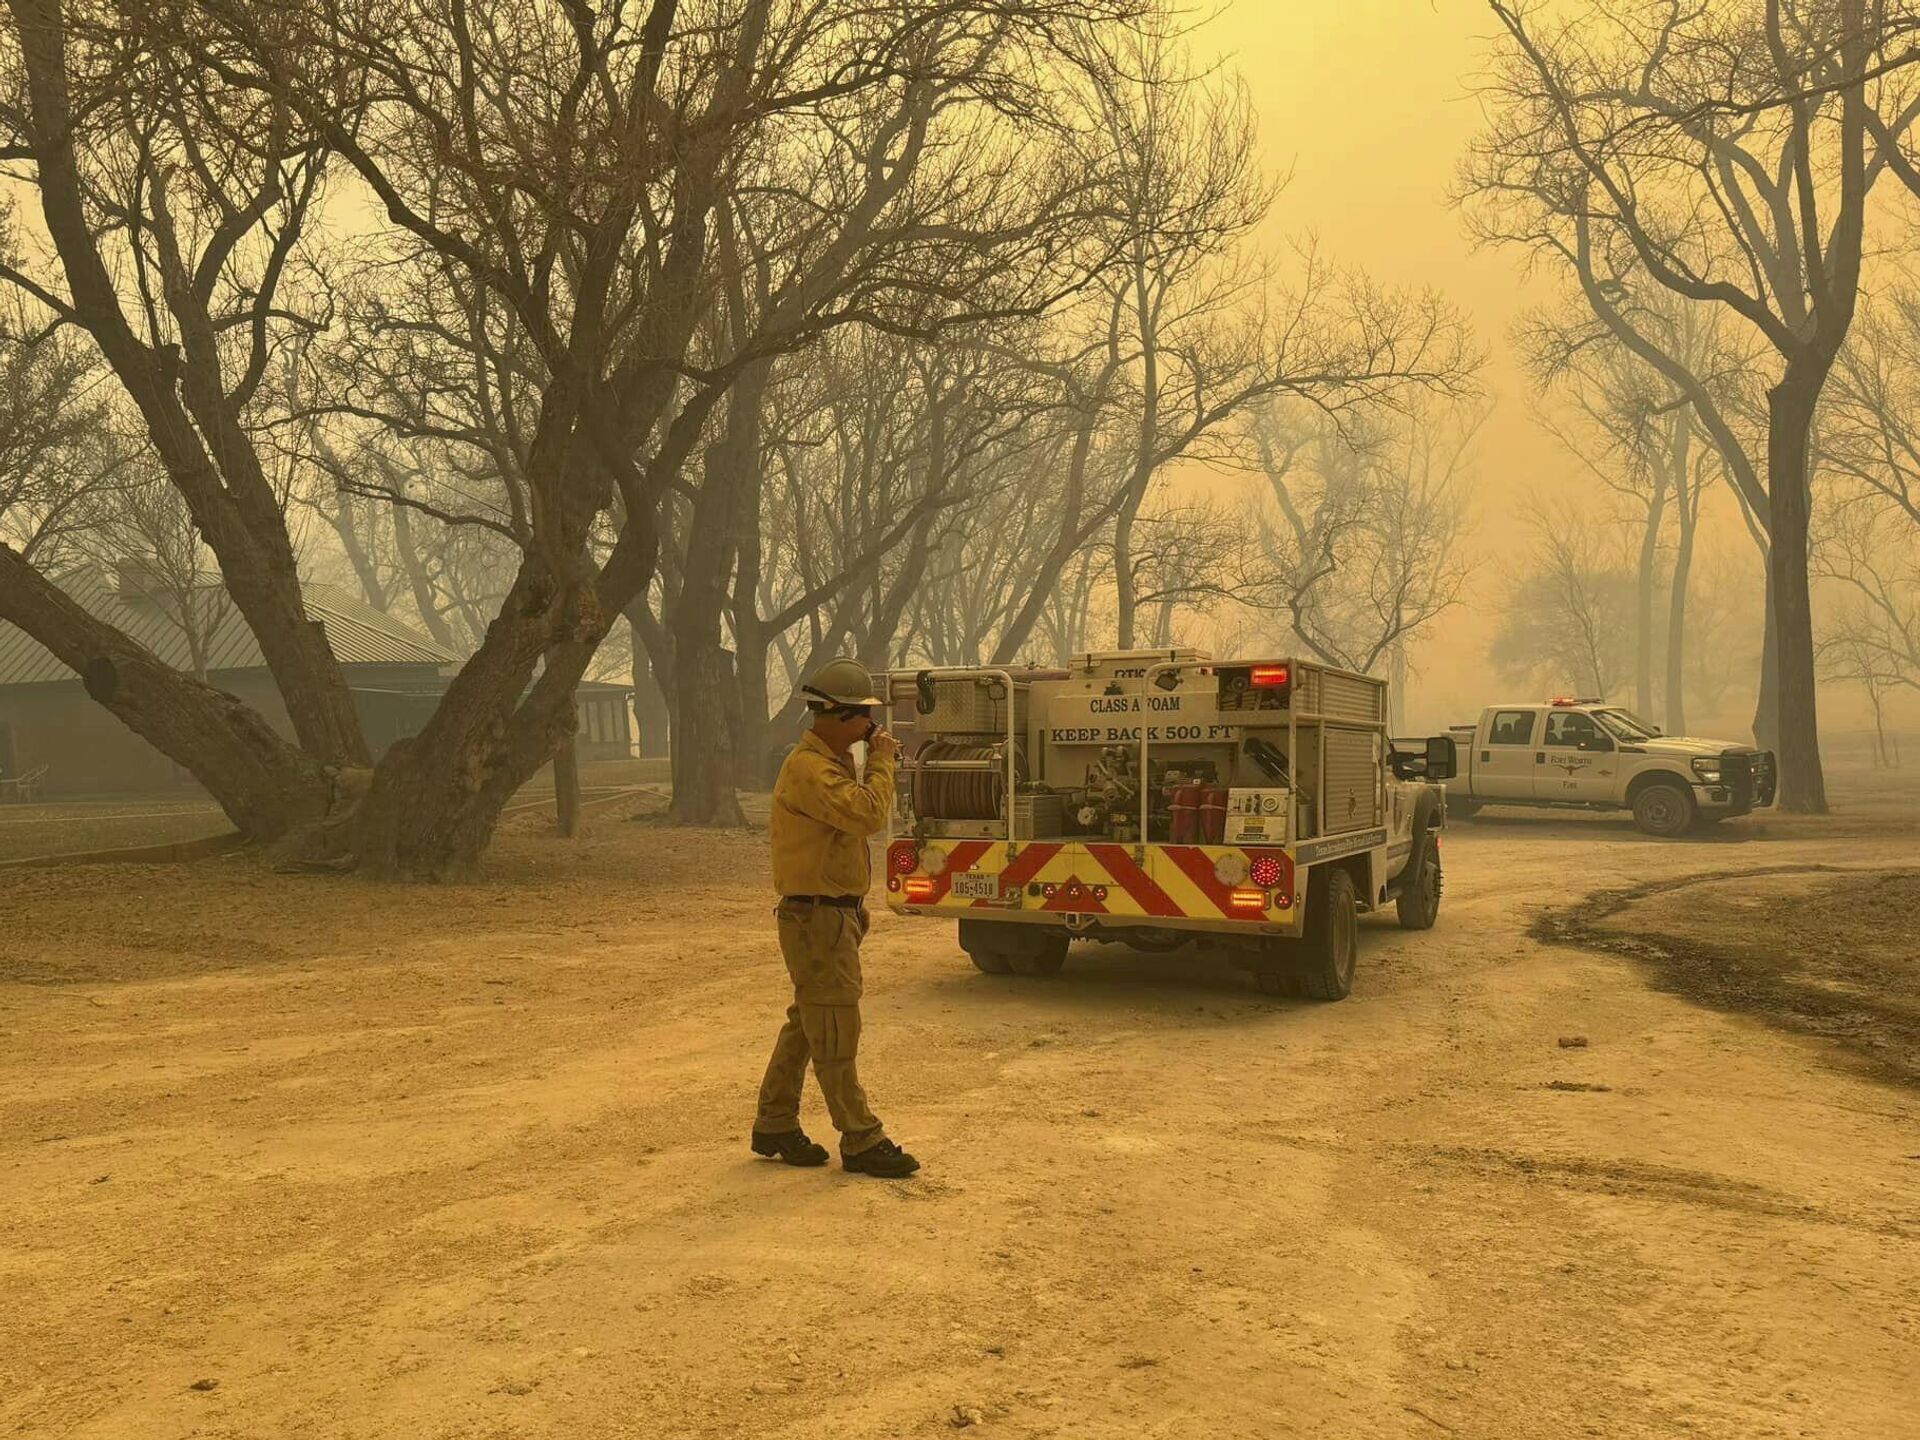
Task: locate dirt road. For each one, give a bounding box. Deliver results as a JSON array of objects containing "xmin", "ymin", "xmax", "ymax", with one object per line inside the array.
[{"xmin": 3, "ymin": 780, "xmax": 1917, "ymax": 1440}]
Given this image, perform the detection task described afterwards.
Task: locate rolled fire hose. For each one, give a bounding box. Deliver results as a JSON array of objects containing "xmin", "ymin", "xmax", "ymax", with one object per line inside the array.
[{"xmin": 911, "ymin": 739, "xmax": 1028, "ymax": 820}]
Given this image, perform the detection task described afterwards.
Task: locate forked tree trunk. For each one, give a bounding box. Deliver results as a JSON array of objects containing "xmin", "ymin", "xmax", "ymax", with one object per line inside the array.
[
  {"xmin": 346, "ymin": 563, "xmax": 607, "ymax": 878},
  {"xmin": 0, "ymin": 546, "xmax": 329, "ymax": 837},
  {"xmin": 1765, "ymin": 375, "xmax": 1827, "ymax": 811}
]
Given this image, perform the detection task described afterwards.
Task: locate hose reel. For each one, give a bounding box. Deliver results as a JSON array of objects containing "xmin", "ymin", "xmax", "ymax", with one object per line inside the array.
[{"xmin": 910, "ymin": 738, "xmax": 1028, "ymax": 821}]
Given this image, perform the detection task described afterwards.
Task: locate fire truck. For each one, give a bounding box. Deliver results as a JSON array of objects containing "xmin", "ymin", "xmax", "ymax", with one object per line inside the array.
[{"xmin": 879, "ymin": 650, "xmax": 1457, "ymax": 1000}]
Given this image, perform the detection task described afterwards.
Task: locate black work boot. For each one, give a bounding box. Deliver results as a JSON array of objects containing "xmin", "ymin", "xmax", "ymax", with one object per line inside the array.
[
  {"xmin": 750, "ymin": 1129, "xmax": 829, "ymax": 1167},
  {"xmin": 842, "ymin": 1138, "xmax": 920, "ymax": 1178}
]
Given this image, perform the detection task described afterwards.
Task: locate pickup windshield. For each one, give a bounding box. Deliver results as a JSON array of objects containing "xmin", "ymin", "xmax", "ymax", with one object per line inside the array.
[{"xmin": 1592, "ymin": 708, "xmax": 1660, "ymax": 742}]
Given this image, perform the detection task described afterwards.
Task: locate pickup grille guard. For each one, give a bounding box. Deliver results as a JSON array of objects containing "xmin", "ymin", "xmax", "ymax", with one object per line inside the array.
[{"xmin": 1719, "ymin": 749, "xmax": 1779, "ymax": 808}]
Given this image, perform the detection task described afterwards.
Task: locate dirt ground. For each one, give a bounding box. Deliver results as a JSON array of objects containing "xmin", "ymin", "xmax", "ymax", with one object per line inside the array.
[{"xmin": 3, "ymin": 770, "xmax": 1918, "ymax": 1439}]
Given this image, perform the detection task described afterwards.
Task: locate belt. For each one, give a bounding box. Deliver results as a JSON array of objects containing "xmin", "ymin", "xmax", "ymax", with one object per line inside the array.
[{"xmin": 781, "ymin": 894, "xmax": 865, "ymax": 908}]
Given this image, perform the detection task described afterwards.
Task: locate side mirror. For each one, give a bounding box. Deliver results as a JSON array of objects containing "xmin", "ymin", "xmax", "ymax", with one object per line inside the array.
[{"xmin": 1424, "ymin": 734, "xmax": 1457, "ymax": 781}]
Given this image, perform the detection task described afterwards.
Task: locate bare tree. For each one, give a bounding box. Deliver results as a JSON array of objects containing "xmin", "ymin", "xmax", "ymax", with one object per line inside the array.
[
  {"xmin": 1491, "ymin": 504, "xmax": 1637, "ymax": 701},
  {"xmin": 1085, "ymin": 19, "xmax": 1476, "ymax": 647},
  {"xmin": 1519, "ymin": 297, "xmax": 1743, "ymax": 732},
  {"xmin": 72, "ymin": 458, "xmax": 234, "ymax": 681},
  {"xmin": 0, "ymin": 310, "xmax": 128, "ymax": 563},
  {"xmin": 1, "ymin": 0, "xmax": 367, "ymax": 782},
  {"xmin": 1247, "ymin": 396, "xmax": 1475, "ymax": 676},
  {"xmin": 1815, "ymin": 483, "xmax": 1920, "ymax": 699},
  {"xmin": 1463, "ymin": 0, "xmax": 1907, "ymax": 811},
  {"xmin": 156, "ymin": 0, "xmax": 1158, "ymax": 867}
]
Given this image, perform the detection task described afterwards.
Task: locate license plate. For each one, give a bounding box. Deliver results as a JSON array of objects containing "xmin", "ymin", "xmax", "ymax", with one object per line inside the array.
[{"xmin": 951, "ymin": 871, "xmax": 1001, "ymax": 900}]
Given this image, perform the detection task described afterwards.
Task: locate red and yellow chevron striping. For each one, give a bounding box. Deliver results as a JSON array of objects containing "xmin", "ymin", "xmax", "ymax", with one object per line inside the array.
[{"xmin": 886, "ymin": 839, "xmax": 1297, "ymax": 924}]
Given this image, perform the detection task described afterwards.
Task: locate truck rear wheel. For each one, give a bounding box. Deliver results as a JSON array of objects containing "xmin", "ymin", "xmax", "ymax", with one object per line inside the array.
[
  {"xmin": 1631, "ymin": 780, "xmax": 1695, "ymax": 838},
  {"xmin": 958, "ymin": 920, "xmax": 1067, "ymax": 977},
  {"xmin": 1009, "ymin": 938, "xmax": 1068, "ymax": 977},
  {"xmin": 1251, "ymin": 964, "xmax": 1300, "ymax": 997},
  {"xmin": 1296, "ymin": 867, "xmax": 1359, "ymax": 1001}
]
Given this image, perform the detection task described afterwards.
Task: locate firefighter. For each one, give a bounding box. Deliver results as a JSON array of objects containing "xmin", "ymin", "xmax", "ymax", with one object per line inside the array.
[{"xmin": 751, "ymin": 657, "xmax": 921, "ymax": 1178}]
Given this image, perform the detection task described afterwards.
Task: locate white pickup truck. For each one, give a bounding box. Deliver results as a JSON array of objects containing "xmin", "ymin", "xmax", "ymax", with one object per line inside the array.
[{"xmin": 1445, "ymin": 700, "xmax": 1776, "ymax": 837}]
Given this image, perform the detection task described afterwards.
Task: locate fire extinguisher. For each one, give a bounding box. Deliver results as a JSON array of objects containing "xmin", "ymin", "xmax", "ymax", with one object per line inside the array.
[
  {"xmin": 1201, "ymin": 786, "xmax": 1229, "ymax": 845},
  {"xmin": 1170, "ymin": 782, "xmax": 1204, "ymax": 843}
]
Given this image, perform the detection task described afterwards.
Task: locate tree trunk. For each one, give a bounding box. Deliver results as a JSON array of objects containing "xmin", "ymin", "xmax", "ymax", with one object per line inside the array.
[
  {"xmin": 1752, "ymin": 570, "xmax": 1779, "ymax": 752},
  {"xmin": 1112, "ymin": 494, "xmax": 1141, "ymax": 650},
  {"xmin": 1764, "ymin": 375, "xmax": 1826, "ymax": 810},
  {"xmin": 626, "ymin": 611, "xmax": 672, "ymax": 758},
  {"xmin": 667, "ymin": 364, "xmax": 766, "ymax": 826},
  {"xmin": 0, "ymin": 544, "xmax": 329, "ymax": 838},
  {"xmin": 629, "ymin": 602, "xmax": 675, "ymax": 760},
  {"xmin": 553, "ymin": 730, "xmax": 580, "ymax": 838},
  {"xmin": 669, "ymin": 644, "xmax": 748, "ymax": 827},
  {"xmin": 1635, "ymin": 424, "xmax": 1675, "ymax": 717},
  {"xmin": 347, "ymin": 558, "xmax": 608, "ymax": 878},
  {"xmin": 1664, "ymin": 477, "xmax": 1695, "ymax": 738}
]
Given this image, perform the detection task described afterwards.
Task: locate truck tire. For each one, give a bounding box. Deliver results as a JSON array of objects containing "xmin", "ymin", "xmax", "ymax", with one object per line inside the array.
[
  {"xmin": 1395, "ymin": 843, "xmax": 1442, "ymax": 930},
  {"xmin": 1009, "ymin": 935, "xmax": 1069, "ymax": 977},
  {"xmin": 1296, "ymin": 867, "xmax": 1359, "ymax": 1002},
  {"xmin": 958, "ymin": 919, "xmax": 1014, "ymax": 974},
  {"xmin": 1239, "ymin": 937, "xmax": 1301, "ymax": 996},
  {"xmin": 1631, "ymin": 780, "xmax": 1695, "ymax": 838},
  {"xmin": 958, "ymin": 920, "xmax": 1067, "ymax": 977},
  {"xmin": 1252, "ymin": 966, "xmax": 1300, "ymax": 997}
]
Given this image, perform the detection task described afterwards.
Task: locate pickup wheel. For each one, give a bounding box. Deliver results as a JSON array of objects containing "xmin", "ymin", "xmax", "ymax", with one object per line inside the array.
[
  {"xmin": 1395, "ymin": 843, "xmax": 1442, "ymax": 930},
  {"xmin": 1631, "ymin": 780, "xmax": 1695, "ymax": 838},
  {"xmin": 1296, "ymin": 867, "xmax": 1360, "ymax": 1002}
]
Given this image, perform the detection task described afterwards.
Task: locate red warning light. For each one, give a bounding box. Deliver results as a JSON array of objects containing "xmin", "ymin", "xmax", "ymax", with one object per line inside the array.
[{"xmin": 1250, "ymin": 664, "xmax": 1290, "ymax": 688}]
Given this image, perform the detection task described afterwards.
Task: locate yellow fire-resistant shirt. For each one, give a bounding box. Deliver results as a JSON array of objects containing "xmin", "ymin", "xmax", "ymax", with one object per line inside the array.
[{"xmin": 770, "ymin": 730, "xmax": 897, "ymax": 898}]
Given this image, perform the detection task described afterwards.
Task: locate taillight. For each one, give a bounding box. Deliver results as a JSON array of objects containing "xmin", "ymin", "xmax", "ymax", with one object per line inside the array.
[
  {"xmin": 1229, "ymin": 888, "xmax": 1268, "ymax": 911},
  {"xmin": 888, "ymin": 840, "xmax": 919, "ymax": 874},
  {"xmin": 903, "ymin": 878, "xmax": 936, "ymax": 902},
  {"xmin": 1248, "ymin": 854, "xmax": 1285, "ymax": 888}
]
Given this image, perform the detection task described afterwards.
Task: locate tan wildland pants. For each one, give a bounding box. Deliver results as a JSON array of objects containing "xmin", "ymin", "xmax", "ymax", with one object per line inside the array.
[{"xmin": 754, "ymin": 900, "xmax": 885, "ymax": 1156}]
